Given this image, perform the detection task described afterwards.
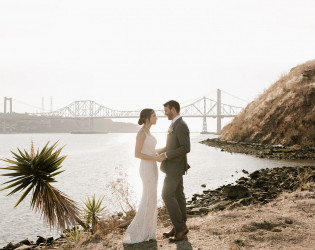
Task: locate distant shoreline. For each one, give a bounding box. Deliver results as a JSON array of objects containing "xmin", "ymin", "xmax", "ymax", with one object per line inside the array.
[{"xmin": 201, "ymin": 138, "xmax": 315, "ymax": 160}]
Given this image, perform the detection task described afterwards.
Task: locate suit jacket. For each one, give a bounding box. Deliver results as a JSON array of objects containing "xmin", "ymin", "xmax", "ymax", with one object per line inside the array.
[{"xmin": 160, "ymin": 117, "xmax": 190, "ymax": 176}]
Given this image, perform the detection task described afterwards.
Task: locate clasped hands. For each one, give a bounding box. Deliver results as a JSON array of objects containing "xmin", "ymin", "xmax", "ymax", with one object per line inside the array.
[{"xmin": 156, "ymin": 153, "xmax": 166, "ymax": 162}]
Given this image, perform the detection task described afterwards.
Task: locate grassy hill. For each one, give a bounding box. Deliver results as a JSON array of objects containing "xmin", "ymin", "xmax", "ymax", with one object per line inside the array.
[{"xmin": 220, "ymin": 60, "xmax": 315, "ymax": 146}]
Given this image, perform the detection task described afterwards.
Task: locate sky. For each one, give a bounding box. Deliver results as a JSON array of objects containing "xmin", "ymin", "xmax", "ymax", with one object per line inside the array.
[{"xmin": 1, "ymin": 0, "xmax": 315, "ymax": 126}]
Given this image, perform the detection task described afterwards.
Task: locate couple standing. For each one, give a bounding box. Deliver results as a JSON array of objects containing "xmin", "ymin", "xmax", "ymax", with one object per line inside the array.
[{"xmin": 123, "ymin": 100, "xmax": 190, "ymax": 244}]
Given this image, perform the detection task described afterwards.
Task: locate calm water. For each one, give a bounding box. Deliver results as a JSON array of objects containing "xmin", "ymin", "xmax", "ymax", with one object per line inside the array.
[{"xmin": 0, "ymin": 133, "xmax": 313, "ymax": 246}]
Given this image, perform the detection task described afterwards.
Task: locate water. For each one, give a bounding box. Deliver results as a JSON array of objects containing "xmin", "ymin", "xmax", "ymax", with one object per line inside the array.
[{"xmin": 0, "ymin": 133, "xmax": 313, "ymax": 246}]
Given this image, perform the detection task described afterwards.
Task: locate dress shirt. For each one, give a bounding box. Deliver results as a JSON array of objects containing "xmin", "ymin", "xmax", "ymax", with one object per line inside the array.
[{"xmin": 165, "ymin": 115, "xmax": 181, "ymax": 159}]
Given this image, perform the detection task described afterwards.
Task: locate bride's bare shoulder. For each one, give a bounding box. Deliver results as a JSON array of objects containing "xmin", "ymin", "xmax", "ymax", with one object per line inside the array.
[{"xmin": 136, "ymin": 129, "xmax": 146, "ymax": 139}]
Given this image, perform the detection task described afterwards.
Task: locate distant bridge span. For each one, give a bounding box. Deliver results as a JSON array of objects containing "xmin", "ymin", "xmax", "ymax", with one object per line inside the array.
[{"xmin": 31, "ymin": 89, "xmax": 244, "ymax": 133}]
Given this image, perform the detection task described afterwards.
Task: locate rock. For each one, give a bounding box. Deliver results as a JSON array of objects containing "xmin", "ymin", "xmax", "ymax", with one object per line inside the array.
[
  {"xmin": 249, "ymin": 170, "xmax": 260, "ymax": 179},
  {"xmin": 19, "ymin": 239, "xmax": 32, "ymax": 246},
  {"xmin": 268, "ymin": 187, "xmax": 279, "ymax": 193},
  {"xmin": 223, "ymin": 185, "xmax": 249, "ymax": 200},
  {"xmin": 207, "ymin": 200, "xmax": 232, "ymax": 211},
  {"xmin": 14, "ymin": 243, "xmax": 23, "ymax": 249},
  {"xmin": 239, "ymin": 197, "xmax": 254, "ymax": 205},
  {"xmin": 285, "ymin": 219, "xmax": 293, "ymax": 224},
  {"xmin": 4, "ymin": 242, "xmax": 15, "ymax": 250},
  {"xmin": 237, "ymin": 180, "xmax": 246, "ymax": 185},
  {"xmin": 117, "ymin": 212, "xmax": 123, "ymax": 217},
  {"xmin": 253, "ymin": 177, "xmax": 268, "ymax": 188},
  {"xmin": 15, "ymin": 245, "xmax": 33, "ymax": 250},
  {"xmin": 239, "ymin": 177, "xmax": 248, "ymax": 182},
  {"xmin": 201, "ymin": 184, "xmax": 206, "ymax": 188},
  {"xmin": 242, "ymin": 169, "xmax": 249, "ymax": 174},
  {"xmin": 188, "ymin": 166, "xmax": 315, "ymax": 216},
  {"xmin": 191, "ymin": 207, "xmax": 201, "ymax": 213},
  {"xmin": 46, "ymin": 237, "xmax": 54, "ymax": 244},
  {"xmin": 36, "ymin": 236, "xmax": 46, "ymax": 245},
  {"xmin": 186, "ymin": 204, "xmax": 196, "ymax": 209}
]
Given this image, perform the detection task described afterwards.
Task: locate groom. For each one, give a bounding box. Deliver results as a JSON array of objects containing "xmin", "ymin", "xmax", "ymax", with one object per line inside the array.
[{"xmin": 157, "ymin": 100, "xmax": 190, "ymax": 242}]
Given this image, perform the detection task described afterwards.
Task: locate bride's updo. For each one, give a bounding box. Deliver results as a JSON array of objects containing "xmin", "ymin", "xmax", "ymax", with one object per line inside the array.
[{"xmin": 138, "ymin": 108, "xmax": 154, "ymax": 125}]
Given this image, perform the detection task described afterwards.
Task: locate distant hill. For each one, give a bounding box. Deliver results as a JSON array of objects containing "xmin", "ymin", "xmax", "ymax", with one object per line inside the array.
[
  {"xmin": 220, "ymin": 60, "xmax": 315, "ymax": 146},
  {"xmin": 0, "ymin": 113, "xmax": 139, "ymax": 133}
]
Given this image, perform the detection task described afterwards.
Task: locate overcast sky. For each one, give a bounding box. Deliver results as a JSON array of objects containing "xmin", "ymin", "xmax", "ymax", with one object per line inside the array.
[{"xmin": 1, "ymin": 0, "xmax": 315, "ymax": 114}]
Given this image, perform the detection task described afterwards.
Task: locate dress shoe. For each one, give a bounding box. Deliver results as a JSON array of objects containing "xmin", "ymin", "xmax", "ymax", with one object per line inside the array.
[
  {"xmin": 169, "ymin": 228, "xmax": 189, "ymax": 242},
  {"xmin": 163, "ymin": 227, "xmax": 175, "ymax": 238}
]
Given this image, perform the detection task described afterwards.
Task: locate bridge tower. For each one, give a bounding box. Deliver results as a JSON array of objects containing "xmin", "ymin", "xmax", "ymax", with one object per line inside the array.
[
  {"xmin": 217, "ymin": 89, "xmax": 222, "ymax": 134},
  {"xmin": 4, "ymin": 97, "xmax": 12, "ymax": 114},
  {"xmin": 3, "ymin": 97, "xmax": 13, "ymax": 133},
  {"xmin": 201, "ymin": 89, "xmax": 222, "ymax": 134},
  {"xmin": 202, "ymin": 96, "xmax": 207, "ymax": 133}
]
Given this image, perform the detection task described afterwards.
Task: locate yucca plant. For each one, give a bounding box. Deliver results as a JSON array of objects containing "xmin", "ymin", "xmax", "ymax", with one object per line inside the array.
[
  {"xmin": 83, "ymin": 194, "xmax": 106, "ymax": 234},
  {"xmin": 0, "ymin": 140, "xmax": 84, "ymax": 230}
]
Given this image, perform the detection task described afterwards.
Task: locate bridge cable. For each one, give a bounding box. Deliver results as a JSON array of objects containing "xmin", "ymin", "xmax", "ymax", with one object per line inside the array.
[
  {"xmin": 221, "ymin": 90, "xmax": 249, "ymax": 104},
  {"xmin": 181, "ymin": 89, "xmax": 217, "ymax": 106},
  {"xmin": 13, "ymin": 99, "xmax": 51, "ymax": 112}
]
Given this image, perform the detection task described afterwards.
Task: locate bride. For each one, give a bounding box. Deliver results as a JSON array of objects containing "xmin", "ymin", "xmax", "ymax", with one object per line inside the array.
[{"xmin": 123, "ymin": 108, "xmax": 163, "ymax": 244}]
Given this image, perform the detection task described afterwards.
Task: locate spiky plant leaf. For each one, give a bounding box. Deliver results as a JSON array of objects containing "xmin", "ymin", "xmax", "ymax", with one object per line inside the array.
[
  {"xmin": 83, "ymin": 194, "xmax": 106, "ymax": 234},
  {"xmin": 0, "ymin": 141, "xmax": 85, "ymax": 230}
]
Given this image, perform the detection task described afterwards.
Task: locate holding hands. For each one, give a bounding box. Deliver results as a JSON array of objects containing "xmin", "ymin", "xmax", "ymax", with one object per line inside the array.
[{"xmin": 156, "ymin": 153, "xmax": 167, "ymax": 162}]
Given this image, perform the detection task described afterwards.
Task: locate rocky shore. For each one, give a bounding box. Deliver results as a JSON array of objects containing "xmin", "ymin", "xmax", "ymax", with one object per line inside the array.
[
  {"xmin": 187, "ymin": 165, "xmax": 315, "ymax": 216},
  {"xmin": 201, "ymin": 138, "xmax": 315, "ymax": 160},
  {"xmin": 2, "ymin": 139, "xmax": 315, "ymax": 249},
  {"xmin": 1, "ymin": 234, "xmax": 72, "ymax": 250}
]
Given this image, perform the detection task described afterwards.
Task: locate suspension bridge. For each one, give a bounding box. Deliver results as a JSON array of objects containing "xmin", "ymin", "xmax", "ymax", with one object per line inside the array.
[{"xmin": 1, "ymin": 89, "xmax": 246, "ymax": 134}]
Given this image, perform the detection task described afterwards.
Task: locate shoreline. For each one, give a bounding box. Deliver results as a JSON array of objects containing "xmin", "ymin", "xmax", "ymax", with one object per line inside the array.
[
  {"xmin": 2, "ymin": 140, "xmax": 315, "ymax": 249},
  {"xmin": 2, "ymin": 164, "xmax": 314, "ymax": 249},
  {"xmin": 186, "ymin": 165, "xmax": 315, "ymax": 216},
  {"xmin": 201, "ymin": 138, "xmax": 315, "ymax": 160}
]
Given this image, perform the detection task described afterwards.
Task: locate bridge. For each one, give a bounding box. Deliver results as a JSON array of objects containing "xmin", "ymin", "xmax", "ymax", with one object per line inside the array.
[{"xmin": 1, "ymin": 89, "xmax": 245, "ymax": 134}]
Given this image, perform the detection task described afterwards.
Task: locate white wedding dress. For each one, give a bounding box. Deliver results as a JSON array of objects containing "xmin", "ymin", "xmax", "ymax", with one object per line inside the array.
[{"xmin": 123, "ymin": 129, "xmax": 158, "ymax": 244}]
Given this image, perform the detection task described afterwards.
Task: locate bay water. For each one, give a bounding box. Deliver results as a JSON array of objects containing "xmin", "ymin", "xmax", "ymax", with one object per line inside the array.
[{"xmin": 0, "ymin": 133, "xmax": 312, "ymax": 246}]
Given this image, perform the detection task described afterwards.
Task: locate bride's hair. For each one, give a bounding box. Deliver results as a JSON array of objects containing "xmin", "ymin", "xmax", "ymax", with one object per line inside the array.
[{"xmin": 138, "ymin": 108, "xmax": 154, "ymax": 125}]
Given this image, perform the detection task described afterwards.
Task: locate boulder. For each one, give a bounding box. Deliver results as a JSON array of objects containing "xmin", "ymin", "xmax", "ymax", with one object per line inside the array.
[
  {"xmin": 223, "ymin": 185, "xmax": 249, "ymax": 200},
  {"xmin": 4, "ymin": 242, "xmax": 15, "ymax": 250},
  {"xmin": 35, "ymin": 236, "xmax": 46, "ymax": 245},
  {"xmin": 249, "ymin": 170, "xmax": 260, "ymax": 179}
]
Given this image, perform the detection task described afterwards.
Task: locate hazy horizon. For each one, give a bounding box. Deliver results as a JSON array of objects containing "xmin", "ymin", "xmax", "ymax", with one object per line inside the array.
[{"xmin": 1, "ymin": 0, "xmax": 315, "ymax": 115}]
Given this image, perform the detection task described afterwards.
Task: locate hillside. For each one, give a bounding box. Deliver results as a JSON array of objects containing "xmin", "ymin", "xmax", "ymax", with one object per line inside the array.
[{"xmin": 220, "ymin": 60, "xmax": 315, "ymax": 146}]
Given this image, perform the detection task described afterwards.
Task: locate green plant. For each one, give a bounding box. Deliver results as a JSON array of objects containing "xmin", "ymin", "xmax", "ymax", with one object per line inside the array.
[
  {"xmin": 0, "ymin": 141, "xmax": 83, "ymax": 230},
  {"xmin": 66, "ymin": 226, "xmax": 84, "ymax": 244},
  {"xmin": 83, "ymin": 194, "xmax": 107, "ymax": 234}
]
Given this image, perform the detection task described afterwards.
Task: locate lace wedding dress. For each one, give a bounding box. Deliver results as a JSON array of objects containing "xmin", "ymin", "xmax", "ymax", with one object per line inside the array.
[{"xmin": 123, "ymin": 129, "xmax": 158, "ymax": 244}]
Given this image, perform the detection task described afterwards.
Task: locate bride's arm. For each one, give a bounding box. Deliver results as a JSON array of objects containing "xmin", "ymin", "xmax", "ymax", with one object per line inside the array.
[
  {"xmin": 155, "ymin": 147, "xmax": 166, "ymax": 154},
  {"xmin": 135, "ymin": 131, "xmax": 159, "ymax": 161}
]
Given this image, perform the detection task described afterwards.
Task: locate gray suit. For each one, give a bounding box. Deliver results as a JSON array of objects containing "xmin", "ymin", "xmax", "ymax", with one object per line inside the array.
[{"xmin": 160, "ymin": 117, "xmax": 190, "ymax": 233}]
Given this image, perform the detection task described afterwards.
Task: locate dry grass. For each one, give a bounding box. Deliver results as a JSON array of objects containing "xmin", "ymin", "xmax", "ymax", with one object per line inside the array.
[
  {"xmin": 220, "ymin": 59, "xmax": 315, "ymax": 146},
  {"xmin": 71, "ymin": 190, "xmax": 315, "ymax": 249}
]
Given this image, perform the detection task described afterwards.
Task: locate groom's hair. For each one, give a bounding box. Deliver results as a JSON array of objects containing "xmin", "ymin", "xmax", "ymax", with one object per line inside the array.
[{"xmin": 163, "ymin": 100, "xmax": 180, "ymax": 113}]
